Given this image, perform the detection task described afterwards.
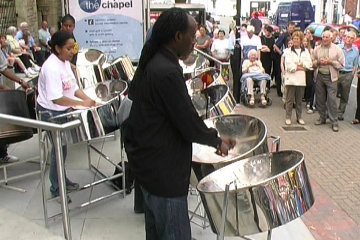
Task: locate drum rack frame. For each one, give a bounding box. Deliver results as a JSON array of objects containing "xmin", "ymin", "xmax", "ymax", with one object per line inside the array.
[{"xmin": 0, "ymin": 113, "xmax": 126, "ymax": 240}]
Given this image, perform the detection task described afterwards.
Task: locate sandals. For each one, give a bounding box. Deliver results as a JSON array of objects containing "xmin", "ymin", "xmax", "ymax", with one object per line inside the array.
[{"xmin": 352, "ymin": 119, "xmax": 360, "ymax": 125}]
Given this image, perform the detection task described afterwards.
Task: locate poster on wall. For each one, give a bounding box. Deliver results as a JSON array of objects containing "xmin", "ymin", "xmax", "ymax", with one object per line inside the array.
[{"xmin": 68, "ymin": 0, "xmax": 143, "ymax": 60}]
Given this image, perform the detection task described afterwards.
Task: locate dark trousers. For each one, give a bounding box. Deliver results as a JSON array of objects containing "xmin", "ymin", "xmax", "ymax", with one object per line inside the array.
[
  {"xmin": 304, "ymin": 70, "xmax": 315, "ymax": 108},
  {"xmin": 355, "ymin": 77, "xmax": 360, "ymax": 120},
  {"xmin": 0, "ymin": 144, "xmax": 7, "ymax": 158},
  {"xmin": 140, "ymin": 185, "xmax": 191, "ymax": 240},
  {"xmin": 18, "ymin": 54, "xmax": 32, "ymax": 69},
  {"xmin": 273, "ymin": 53, "xmax": 282, "ymax": 96}
]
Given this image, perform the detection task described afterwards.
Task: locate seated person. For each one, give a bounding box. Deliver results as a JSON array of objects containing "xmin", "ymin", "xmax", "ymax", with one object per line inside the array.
[
  {"xmin": 241, "ymin": 49, "xmax": 269, "ymax": 106},
  {"xmin": 6, "ymin": 26, "xmax": 37, "ymax": 75},
  {"xmin": 0, "ymin": 34, "xmax": 35, "ymax": 78}
]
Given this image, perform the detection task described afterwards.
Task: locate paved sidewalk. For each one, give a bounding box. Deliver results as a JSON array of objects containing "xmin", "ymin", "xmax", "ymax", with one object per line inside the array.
[{"xmin": 236, "ymin": 86, "xmax": 360, "ymax": 239}]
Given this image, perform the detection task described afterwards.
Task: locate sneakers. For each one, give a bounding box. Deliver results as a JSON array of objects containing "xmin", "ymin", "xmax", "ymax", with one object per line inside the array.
[
  {"xmin": 285, "ymin": 119, "xmax": 291, "ymax": 125},
  {"xmin": 32, "ymin": 65, "xmax": 41, "ymax": 72},
  {"xmin": 27, "ymin": 67, "xmax": 37, "ymax": 75},
  {"xmin": 315, "ymin": 118, "xmax": 326, "ymax": 125},
  {"xmin": 0, "ymin": 155, "xmax": 19, "ymax": 164},
  {"xmin": 51, "ymin": 192, "xmax": 72, "ymax": 204}
]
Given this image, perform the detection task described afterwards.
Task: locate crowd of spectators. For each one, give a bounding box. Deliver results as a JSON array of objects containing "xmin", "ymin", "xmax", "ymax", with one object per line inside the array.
[{"xmin": 0, "ymin": 20, "xmax": 54, "ymax": 78}]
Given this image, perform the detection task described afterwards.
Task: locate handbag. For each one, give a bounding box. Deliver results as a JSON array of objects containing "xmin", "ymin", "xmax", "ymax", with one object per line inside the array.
[{"xmin": 283, "ymin": 70, "xmax": 306, "ymax": 86}]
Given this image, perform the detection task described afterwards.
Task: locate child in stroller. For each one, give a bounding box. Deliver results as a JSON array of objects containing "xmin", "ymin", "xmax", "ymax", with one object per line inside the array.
[{"xmin": 240, "ymin": 49, "xmax": 271, "ymax": 107}]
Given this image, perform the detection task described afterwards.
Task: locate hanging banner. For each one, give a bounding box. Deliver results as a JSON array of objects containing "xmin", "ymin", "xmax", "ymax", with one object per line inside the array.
[{"xmin": 68, "ymin": 0, "xmax": 143, "ymax": 60}]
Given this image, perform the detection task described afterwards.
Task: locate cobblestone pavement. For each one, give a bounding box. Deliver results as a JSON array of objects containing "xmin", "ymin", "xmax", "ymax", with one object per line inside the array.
[{"xmin": 232, "ymin": 84, "xmax": 360, "ymax": 239}]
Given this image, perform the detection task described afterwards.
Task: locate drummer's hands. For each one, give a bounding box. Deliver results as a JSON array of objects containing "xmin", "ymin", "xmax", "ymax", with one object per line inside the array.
[
  {"xmin": 21, "ymin": 81, "xmax": 31, "ymax": 90},
  {"xmin": 216, "ymin": 137, "xmax": 236, "ymax": 157}
]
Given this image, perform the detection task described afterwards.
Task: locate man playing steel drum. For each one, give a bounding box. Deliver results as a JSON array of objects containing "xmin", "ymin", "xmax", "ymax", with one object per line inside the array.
[{"xmin": 124, "ymin": 8, "xmax": 235, "ymax": 240}]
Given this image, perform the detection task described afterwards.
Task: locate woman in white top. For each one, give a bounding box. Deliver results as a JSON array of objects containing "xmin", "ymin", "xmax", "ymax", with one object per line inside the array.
[
  {"xmin": 37, "ymin": 30, "xmax": 96, "ymax": 200},
  {"xmin": 283, "ymin": 31, "xmax": 312, "ymax": 125}
]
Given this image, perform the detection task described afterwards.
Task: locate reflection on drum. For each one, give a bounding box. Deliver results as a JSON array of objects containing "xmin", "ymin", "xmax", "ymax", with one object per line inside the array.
[
  {"xmin": 197, "ymin": 150, "xmax": 314, "ymax": 237},
  {"xmin": 191, "ymin": 114, "xmax": 269, "ymax": 233},
  {"xmin": 191, "ymin": 85, "xmax": 236, "ymax": 119},
  {"xmin": 50, "ymin": 80, "xmax": 127, "ymax": 144}
]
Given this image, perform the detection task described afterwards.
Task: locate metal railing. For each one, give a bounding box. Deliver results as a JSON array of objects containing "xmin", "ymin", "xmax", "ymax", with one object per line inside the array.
[
  {"xmin": 0, "ymin": 113, "xmax": 81, "ymax": 240},
  {"xmin": 194, "ymin": 48, "xmax": 230, "ymax": 75}
]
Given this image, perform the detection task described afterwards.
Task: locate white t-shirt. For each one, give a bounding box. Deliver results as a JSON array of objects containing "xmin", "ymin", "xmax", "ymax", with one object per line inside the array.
[
  {"xmin": 37, "ymin": 54, "xmax": 79, "ymax": 111},
  {"xmin": 211, "ymin": 38, "xmax": 230, "ymax": 60}
]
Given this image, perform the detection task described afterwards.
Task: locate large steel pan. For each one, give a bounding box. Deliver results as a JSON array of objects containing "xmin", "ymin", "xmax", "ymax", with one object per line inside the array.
[
  {"xmin": 76, "ymin": 49, "xmax": 107, "ymax": 89},
  {"xmin": 191, "ymin": 84, "xmax": 236, "ymax": 119},
  {"xmin": 180, "ymin": 51, "xmax": 207, "ymax": 79},
  {"xmin": 197, "ymin": 150, "xmax": 315, "ymax": 237},
  {"xmin": 191, "ymin": 114, "xmax": 268, "ymax": 232},
  {"xmin": 0, "ymin": 90, "xmax": 33, "ymax": 144},
  {"xmin": 186, "ymin": 68, "xmax": 225, "ymax": 94},
  {"xmin": 50, "ymin": 80, "xmax": 127, "ymax": 144}
]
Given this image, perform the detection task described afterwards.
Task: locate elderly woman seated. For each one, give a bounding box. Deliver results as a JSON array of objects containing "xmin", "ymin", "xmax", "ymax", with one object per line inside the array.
[{"xmin": 241, "ymin": 49, "xmax": 270, "ymax": 106}]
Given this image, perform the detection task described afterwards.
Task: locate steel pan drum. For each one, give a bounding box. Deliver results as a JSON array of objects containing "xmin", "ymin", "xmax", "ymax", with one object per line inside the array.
[
  {"xmin": 50, "ymin": 80, "xmax": 127, "ymax": 144},
  {"xmin": 197, "ymin": 150, "xmax": 315, "ymax": 236},
  {"xmin": 76, "ymin": 49, "xmax": 107, "ymax": 89},
  {"xmin": 0, "ymin": 90, "xmax": 33, "ymax": 144},
  {"xmin": 191, "ymin": 114, "xmax": 268, "ymax": 232},
  {"xmin": 191, "ymin": 85, "xmax": 236, "ymax": 119},
  {"xmin": 180, "ymin": 51, "xmax": 206, "ymax": 79}
]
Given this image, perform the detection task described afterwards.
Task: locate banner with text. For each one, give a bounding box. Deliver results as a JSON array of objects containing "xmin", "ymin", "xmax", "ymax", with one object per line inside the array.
[{"xmin": 69, "ymin": 0, "xmax": 143, "ymax": 60}]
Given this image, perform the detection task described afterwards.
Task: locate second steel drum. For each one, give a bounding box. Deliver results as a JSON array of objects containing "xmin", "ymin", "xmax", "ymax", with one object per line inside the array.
[
  {"xmin": 50, "ymin": 80, "xmax": 127, "ymax": 144},
  {"xmin": 191, "ymin": 114, "xmax": 268, "ymax": 233},
  {"xmin": 197, "ymin": 150, "xmax": 315, "ymax": 237}
]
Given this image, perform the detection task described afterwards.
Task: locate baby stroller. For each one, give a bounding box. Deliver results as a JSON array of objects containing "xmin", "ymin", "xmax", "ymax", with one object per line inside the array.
[{"xmin": 240, "ymin": 72, "xmax": 272, "ymax": 107}]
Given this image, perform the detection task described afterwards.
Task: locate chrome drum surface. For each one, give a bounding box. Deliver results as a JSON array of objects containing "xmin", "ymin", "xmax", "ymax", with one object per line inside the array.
[
  {"xmin": 191, "ymin": 114, "xmax": 269, "ymax": 233},
  {"xmin": 197, "ymin": 150, "xmax": 315, "ymax": 236}
]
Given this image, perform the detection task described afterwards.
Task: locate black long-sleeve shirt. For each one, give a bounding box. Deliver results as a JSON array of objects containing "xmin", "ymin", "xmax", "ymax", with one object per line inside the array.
[{"xmin": 124, "ymin": 48, "xmax": 221, "ymax": 197}]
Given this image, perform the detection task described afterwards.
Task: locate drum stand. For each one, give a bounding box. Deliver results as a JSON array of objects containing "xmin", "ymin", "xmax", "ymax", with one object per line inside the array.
[
  {"xmin": 217, "ymin": 182, "xmax": 272, "ymax": 240},
  {"xmin": 188, "ymin": 186, "xmax": 210, "ymax": 229},
  {"xmin": 41, "ymin": 132, "xmax": 126, "ymax": 229}
]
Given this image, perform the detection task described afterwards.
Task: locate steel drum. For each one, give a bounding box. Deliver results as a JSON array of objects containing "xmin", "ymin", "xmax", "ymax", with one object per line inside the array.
[
  {"xmin": 186, "ymin": 68, "xmax": 225, "ymax": 94},
  {"xmin": 191, "ymin": 84, "xmax": 236, "ymax": 119},
  {"xmin": 103, "ymin": 56, "xmax": 135, "ymax": 82},
  {"xmin": 191, "ymin": 114, "xmax": 268, "ymax": 233},
  {"xmin": 50, "ymin": 80, "xmax": 127, "ymax": 144},
  {"xmin": 180, "ymin": 51, "xmax": 207, "ymax": 79},
  {"xmin": 197, "ymin": 150, "xmax": 315, "ymax": 236},
  {"xmin": 0, "ymin": 90, "xmax": 33, "ymax": 144},
  {"xmin": 76, "ymin": 49, "xmax": 107, "ymax": 89}
]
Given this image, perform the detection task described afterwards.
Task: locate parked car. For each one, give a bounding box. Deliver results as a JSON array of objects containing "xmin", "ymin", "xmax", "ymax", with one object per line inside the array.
[{"xmin": 305, "ymin": 23, "xmax": 360, "ymax": 50}]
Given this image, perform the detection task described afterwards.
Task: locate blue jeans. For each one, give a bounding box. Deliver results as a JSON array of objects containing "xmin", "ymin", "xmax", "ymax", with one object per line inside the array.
[
  {"xmin": 140, "ymin": 185, "xmax": 191, "ymax": 240},
  {"xmin": 36, "ymin": 104, "xmax": 71, "ymax": 196}
]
